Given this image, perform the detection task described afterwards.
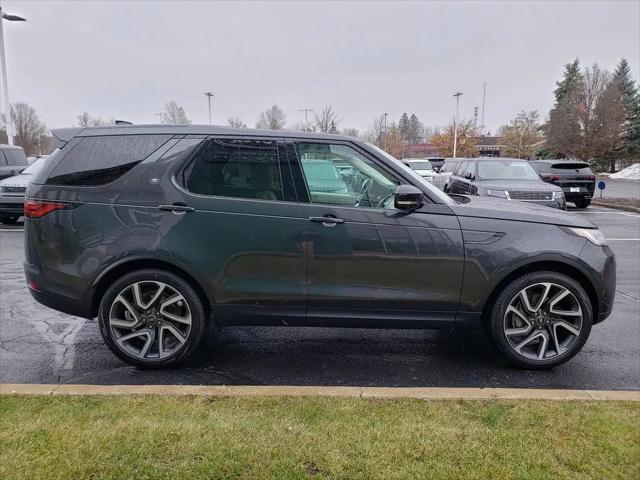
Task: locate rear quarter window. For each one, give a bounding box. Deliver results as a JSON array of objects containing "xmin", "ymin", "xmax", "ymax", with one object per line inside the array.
[{"xmin": 44, "ymin": 135, "xmax": 171, "ymax": 186}]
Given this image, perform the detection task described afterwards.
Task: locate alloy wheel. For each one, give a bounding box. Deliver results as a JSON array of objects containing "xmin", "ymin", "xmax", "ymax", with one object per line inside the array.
[
  {"xmin": 503, "ymin": 282, "xmax": 583, "ymax": 361},
  {"xmin": 108, "ymin": 281, "xmax": 192, "ymax": 361}
]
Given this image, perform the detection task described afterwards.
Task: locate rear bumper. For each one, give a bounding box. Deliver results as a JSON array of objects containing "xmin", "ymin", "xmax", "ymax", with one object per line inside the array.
[{"xmin": 24, "ymin": 261, "xmax": 95, "ymax": 319}]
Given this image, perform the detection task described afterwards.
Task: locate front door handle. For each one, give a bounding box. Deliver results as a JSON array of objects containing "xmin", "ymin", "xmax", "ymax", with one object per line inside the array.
[
  {"xmin": 158, "ymin": 203, "xmax": 195, "ymax": 213},
  {"xmin": 309, "ymin": 216, "xmax": 344, "ymax": 225}
]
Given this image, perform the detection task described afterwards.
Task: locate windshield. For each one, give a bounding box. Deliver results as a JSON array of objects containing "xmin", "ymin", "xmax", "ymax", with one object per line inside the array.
[
  {"xmin": 365, "ymin": 143, "xmax": 456, "ymax": 205},
  {"xmin": 477, "ymin": 161, "xmax": 539, "ymax": 181},
  {"xmin": 408, "ymin": 161, "xmax": 433, "ymax": 170},
  {"xmin": 22, "ymin": 157, "xmax": 48, "ymax": 175}
]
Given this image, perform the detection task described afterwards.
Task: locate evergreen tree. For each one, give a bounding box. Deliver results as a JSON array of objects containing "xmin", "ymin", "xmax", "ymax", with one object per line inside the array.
[
  {"xmin": 554, "ymin": 59, "xmax": 583, "ymax": 103},
  {"xmin": 408, "ymin": 114, "xmax": 424, "ymax": 145},
  {"xmin": 612, "ymin": 58, "xmax": 640, "ymax": 159},
  {"xmin": 398, "ymin": 113, "xmax": 410, "ymax": 140}
]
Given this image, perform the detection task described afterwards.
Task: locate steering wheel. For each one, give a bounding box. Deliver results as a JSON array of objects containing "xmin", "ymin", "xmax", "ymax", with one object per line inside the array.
[
  {"xmin": 355, "ymin": 178, "xmax": 373, "ymax": 207},
  {"xmin": 376, "ymin": 192, "xmax": 395, "ymax": 209}
]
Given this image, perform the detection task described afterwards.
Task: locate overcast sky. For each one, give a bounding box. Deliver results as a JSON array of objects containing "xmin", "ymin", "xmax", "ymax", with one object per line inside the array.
[{"xmin": 3, "ymin": 0, "xmax": 639, "ymax": 134}]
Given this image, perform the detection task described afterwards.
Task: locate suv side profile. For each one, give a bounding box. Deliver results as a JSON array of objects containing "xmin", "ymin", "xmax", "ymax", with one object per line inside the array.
[{"xmin": 25, "ymin": 126, "xmax": 615, "ymax": 370}]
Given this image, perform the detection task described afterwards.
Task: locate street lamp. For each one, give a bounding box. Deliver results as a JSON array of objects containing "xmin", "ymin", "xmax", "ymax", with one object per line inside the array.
[
  {"xmin": 298, "ymin": 108, "xmax": 314, "ymax": 132},
  {"xmin": 203, "ymin": 91, "xmax": 214, "ymax": 125},
  {"xmin": 452, "ymin": 91, "xmax": 463, "ymax": 158},
  {"xmin": 0, "ymin": 6, "xmax": 26, "ymax": 146}
]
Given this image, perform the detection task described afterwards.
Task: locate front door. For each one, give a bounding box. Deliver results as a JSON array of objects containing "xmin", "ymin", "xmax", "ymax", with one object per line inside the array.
[
  {"xmin": 289, "ymin": 141, "xmax": 464, "ymax": 328},
  {"xmin": 143, "ymin": 137, "xmax": 307, "ymax": 326}
]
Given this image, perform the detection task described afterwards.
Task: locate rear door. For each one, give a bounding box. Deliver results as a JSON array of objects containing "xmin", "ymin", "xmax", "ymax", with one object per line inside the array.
[
  {"xmin": 143, "ymin": 136, "xmax": 307, "ymax": 326},
  {"xmin": 288, "ymin": 140, "xmax": 464, "ymax": 328}
]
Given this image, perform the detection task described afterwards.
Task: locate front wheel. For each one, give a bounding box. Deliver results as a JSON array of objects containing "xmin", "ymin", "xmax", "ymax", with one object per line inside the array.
[
  {"xmin": 574, "ymin": 198, "xmax": 591, "ymax": 209},
  {"xmin": 98, "ymin": 269, "xmax": 207, "ymax": 368},
  {"xmin": 486, "ymin": 271, "xmax": 593, "ymax": 369}
]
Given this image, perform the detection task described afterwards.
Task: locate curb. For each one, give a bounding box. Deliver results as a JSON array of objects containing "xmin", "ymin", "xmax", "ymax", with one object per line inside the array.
[
  {"xmin": 1, "ymin": 384, "xmax": 639, "ymax": 401},
  {"xmin": 592, "ymin": 201, "xmax": 640, "ymax": 213}
]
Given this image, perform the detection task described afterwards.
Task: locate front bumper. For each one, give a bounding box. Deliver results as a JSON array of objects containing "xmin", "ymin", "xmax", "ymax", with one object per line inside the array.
[{"xmin": 0, "ymin": 201, "xmax": 24, "ymax": 215}]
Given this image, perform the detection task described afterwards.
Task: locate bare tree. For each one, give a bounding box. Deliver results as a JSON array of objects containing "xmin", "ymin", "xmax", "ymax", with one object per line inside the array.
[
  {"xmin": 313, "ymin": 105, "xmax": 340, "ymax": 133},
  {"xmin": 363, "ymin": 114, "xmax": 387, "ymax": 147},
  {"xmin": 77, "ymin": 112, "xmax": 114, "ymax": 127},
  {"xmin": 160, "ymin": 101, "xmax": 191, "ymax": 125},
  {"xmin": 255, "ymin": 105, "xmax": 287, "ymax": 130},
  {"xmin": 10, "ymin": 102, "xmax": 46, "ymax": 156},
  {"xmin": 498, "ymin": 111, "xmax": 542, "ymax": 159},
  {"xmin": 341, "ymin": 127, "xmax": 359, "ymax": 138},
  {"xmin": 289, "ymin": 121, "xmax": 316, "ymax": 132},
  {"xmin": 228, "ymin": 117, "xmax": 247, "ymax": 128},
  {"xmin": 576, "ymin": 64, "xmax": 610, "ymax": 160}
]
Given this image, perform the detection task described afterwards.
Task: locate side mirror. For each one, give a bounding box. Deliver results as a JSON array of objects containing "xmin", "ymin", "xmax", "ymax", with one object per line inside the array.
[
  {"xmin": 394, "ymin": 185, "xmax": 424, "ymax": 211},
  {"xmin": 464, "ymin": 172, "xmax": 474, "ymax": 180}
]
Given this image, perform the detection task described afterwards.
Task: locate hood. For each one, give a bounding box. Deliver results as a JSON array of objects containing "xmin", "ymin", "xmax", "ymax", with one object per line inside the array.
[
  {"xmin": 475, "ymin": 179, "xmax": 560, "ymax": 191},
  {"xmin": 449, "ymin": 195, "xmax": 595, "ymax": 228},
  {"xmin": 0, "ymin": 173, "xmax": 30, "ymax": 187}
]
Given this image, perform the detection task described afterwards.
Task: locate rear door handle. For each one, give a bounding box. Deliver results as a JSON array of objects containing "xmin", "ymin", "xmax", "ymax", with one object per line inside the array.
[
  {"xmin": 158, "ymin": 203, "xmax": 195, "ymax": 213},
  {"xmin": 309, "ymin": 216, "xmax": 344, "ymax": 225}
]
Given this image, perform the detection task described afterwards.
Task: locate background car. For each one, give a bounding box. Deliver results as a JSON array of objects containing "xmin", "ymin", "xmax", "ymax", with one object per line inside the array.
[
  {"xmin": 432, "ymin": 158, "xmax": 461, "ymax": 191},
  {"xmin": 448, "ymin": 157, "xmax": 566, "ymax": 209},
  {"xmin": 405, "ymin": 159, "xmax": 435, "ymax": 182},
  {"xmin": 531, "ymin": 160, "xmax": 595, "ymax": 208},
  {"xmin": 0, "ymin": 145, "xmax": 28, "ymax": 180},
  {"xmin": 0, "ymin": 156, "xmax": 49, "ymax": 224},
  {"xmin": 424, "ymin": 156, "xmax": 445, "ymax": 172}
]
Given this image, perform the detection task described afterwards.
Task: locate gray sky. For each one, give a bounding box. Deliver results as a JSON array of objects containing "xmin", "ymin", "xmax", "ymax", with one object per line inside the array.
[{"xmin": 3, "ymin": 0, "xmax": 639, "ymax": 134}]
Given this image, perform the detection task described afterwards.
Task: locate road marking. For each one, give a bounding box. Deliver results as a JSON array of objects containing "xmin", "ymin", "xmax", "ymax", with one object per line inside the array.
[
  {"xmin": 0, "ymin": 229, "xmax": 24, "ymax": 232},
  {"xmin": 574, "ymin": 211, "xmax": 640, "ymax": 218},
  {"xmin": 0, "ymin": 384, "xmax": 638, "ymax": 401},
  {"xmin": 608, "ymin": 238, "xmax": 640, "ymax": 241}
]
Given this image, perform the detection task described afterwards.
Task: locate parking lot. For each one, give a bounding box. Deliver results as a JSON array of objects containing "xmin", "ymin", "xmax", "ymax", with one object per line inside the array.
[{"xmin": 1, "ymin": 205, "xmax": 638, "ymax": 390}]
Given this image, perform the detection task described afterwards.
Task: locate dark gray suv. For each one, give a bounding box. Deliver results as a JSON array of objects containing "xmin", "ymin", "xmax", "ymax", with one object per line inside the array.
[{"xmin": 24, "ymin": 125, "xmax": 615, "ymax": 369}]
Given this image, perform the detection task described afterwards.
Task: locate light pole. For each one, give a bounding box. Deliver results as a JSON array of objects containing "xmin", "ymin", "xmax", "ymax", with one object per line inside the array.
[
  {"xmin": 298, "ymin": 108, "xmax": 314, "ymax": 132},
  {"xmin": 204, "ymin": 91, "xmax": 214, "ymax": 125},
  {"xmin": 452, "ymin": 91, "xmax": 463, "ymax": 158},
  {"xmin": 0, "ymin": 6, "xmax": 26, "ymax": 146},
  {"xmin": 383, "ymin": 112, "xmax": 388, "ymax": 151}
]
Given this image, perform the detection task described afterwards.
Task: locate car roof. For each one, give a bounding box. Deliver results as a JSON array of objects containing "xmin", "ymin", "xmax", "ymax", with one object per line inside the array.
[
  {"xmin": 52, "ymin": 124, "xmax": 355, "ymax": 143},
  {"xmin": 0, "ymin": 144, "xmax": 25, "ymax": 150},
  {"xmin": 531, "ymin": 159, "xmax": 589, "ymax": 165},
  {"xmin": 405, "ymin": 158, "xmax": 432, "ymax": 162}
]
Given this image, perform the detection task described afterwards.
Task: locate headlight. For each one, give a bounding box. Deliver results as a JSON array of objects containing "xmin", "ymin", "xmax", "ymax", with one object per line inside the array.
[
  {"xmin": 552, "ymin": 191, "xmax": 564, "ymax": 199},
  {"xmin": 486, "ymin": 189, "xmax": 510, "ymax": 199},
  {"xmin": 567, "ymin": 227, "xmax": 607, "ymax": 246}
]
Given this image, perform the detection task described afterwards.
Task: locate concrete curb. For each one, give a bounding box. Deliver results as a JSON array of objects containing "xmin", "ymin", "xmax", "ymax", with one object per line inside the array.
[
  {"xmin": 592, "ymin": 201, "xmax": 640, "ymax": 213},
  {"xmin": 1, "ymin": 384, "xmax": 639, "ymax": 401}
]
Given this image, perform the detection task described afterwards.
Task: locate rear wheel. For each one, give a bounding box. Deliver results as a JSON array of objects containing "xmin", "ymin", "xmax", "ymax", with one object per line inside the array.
[
  {"xmin": 98, "ymin": 269, "xmax": 207, "ymax": 368},
  {"xmin": 486, "ymin": 271, "xmax": 593, "ymax": 369},
  {"xmin": 0, "ymin": 214, "xmax": 19, "ymax": 224},
  {"xmin": 574, "ymin": 198, "xmax": 591, "ymax": 208}
]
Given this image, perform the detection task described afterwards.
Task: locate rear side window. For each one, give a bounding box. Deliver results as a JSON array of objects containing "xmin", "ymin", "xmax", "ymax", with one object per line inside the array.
[
  {"xmin": 183, "ymin": 139, "xmax": 283, "ymax": 201},
  {"xmin": 45, "ymin": 135, "xmax": 171, "ymax": 186},
  {"xmin": 0, "ymin": 151, "xmax": 7, "ymax": 166},
  {"xmin": 6, "ymin": 149, "xmax": 28, "ymax": 166}
]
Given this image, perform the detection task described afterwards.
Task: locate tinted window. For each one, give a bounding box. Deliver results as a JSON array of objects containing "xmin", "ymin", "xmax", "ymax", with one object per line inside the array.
[
  {"xmin": 6, "ymin": 149, "xmax": 28, "ymax": 166},
  {"xmin": 184, "ymin": 139, "xmax": 283, "ymax": 201},
  {"xmin": 296, "ymin": 142, "xmax": 400, "ymax": 208},
  {"xmin": 46, "ymin": 135, "xmax": 171, "ymax": 186},
  {"xmin": 551, "ymin": 162, "xmax": 591, "ymax": 171},
  {"xmin": 456, "ymin": 161, "xmax": 468, "ymax": 176},
  {"xmin": 0, "ymin": 151, "xmax": 7, "ymax": 166},
  {"xmin": 441, "ymin": 161, "xmax": 457, "ymax": 173}
]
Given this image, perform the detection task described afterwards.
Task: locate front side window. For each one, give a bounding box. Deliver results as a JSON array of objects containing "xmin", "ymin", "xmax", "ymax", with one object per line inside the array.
[
  {"xmin": 295, "ymin": 142, "xmax": 400, "ymax": 208},
  {"xmin": 184, "ymin": 139, "xmax": 283, "ymax": 201}
]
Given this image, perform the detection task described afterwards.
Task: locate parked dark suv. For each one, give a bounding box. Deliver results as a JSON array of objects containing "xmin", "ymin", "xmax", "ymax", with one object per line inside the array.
[
  {"xmin": 448, "ymin": 158, "xmax": 567, "ymax": 209},
  {"xmin": 24, "ymin": 126, "xmax": 615, "ymax": 369},
  {"xmin": 531, "ymin": 160, "xmax": 595, "ymax": 208}
]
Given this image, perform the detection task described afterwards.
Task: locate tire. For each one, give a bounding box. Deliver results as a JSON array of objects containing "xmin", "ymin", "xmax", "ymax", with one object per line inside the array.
[
  {"xmin": 574, "ymin": 198, "xmax": 591, "ymax": 209},
  {"xmin": 486, "ymin": 271, "xmax": 593, "ymax": 369},
  {"xmin": 98, "ymin": 269, "xmax": 207, "ymax": 369},
  {"xmin": 0, "ymin": 214, "xmax": 19, "ymax": 224}
]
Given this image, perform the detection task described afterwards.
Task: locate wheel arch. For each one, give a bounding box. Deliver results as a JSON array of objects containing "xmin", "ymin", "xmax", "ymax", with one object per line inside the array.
[
  {"xmin": 90, "ymin": 257, "xmax": 212, "ymax": 319},
  {"xmin": 480, "ymin": 260, "xmax": 599, "ymax": 326}
]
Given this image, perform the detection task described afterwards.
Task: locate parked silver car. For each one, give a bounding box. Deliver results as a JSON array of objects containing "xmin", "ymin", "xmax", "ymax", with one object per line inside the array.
[{"xmin": 0, "ymin": 156, "xmax": 48, "ymax": 224}]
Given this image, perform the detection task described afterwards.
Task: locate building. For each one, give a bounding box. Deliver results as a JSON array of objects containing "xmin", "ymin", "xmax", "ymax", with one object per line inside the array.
[{"xmin": 475, "ymin": 136, "xmax": 504, "ymax": 157}]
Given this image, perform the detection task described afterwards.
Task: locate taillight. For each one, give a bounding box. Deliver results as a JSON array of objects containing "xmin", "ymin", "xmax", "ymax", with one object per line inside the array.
[
  {"xmin": 542, "ymin": 174, "xmax": 561, "ymax": 182},
  {"xmin": 24, "ymin": 200, "xmax": 69, "ymax": 219}
]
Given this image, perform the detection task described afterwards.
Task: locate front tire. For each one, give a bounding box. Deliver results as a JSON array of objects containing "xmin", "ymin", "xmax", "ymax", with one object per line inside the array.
[
  {"xmin": 98, "ymin": 269, "xmax": 207, "ymax": 369},
  {"xmin": 486, "ymin": 271, "xmax": 593, "ymax": 369},
  {"xmin": 574, "ymin": 198, "xmax": 591, "ymax": 209}
]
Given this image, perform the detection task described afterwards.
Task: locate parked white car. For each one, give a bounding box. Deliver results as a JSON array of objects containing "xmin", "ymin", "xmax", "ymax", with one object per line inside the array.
[
  {"xmin": 405, "ymin": 159, "xmax": 435, "ymax": 182},
  {"xmin": 431, "ymin": 158, "xmax": 463, "ymax": 191},
  {"xmin": 0, "ymin": 157, "xmax": 48, "ymax": 224}
]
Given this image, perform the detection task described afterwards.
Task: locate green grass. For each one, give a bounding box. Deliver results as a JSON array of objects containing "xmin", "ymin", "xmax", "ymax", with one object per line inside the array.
[{"xmin": 0, "ymin": 396, "xmax": 638, "ymax": 479}]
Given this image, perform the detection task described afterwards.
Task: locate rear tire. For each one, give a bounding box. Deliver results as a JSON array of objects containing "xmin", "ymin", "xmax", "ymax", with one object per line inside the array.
[
  {"xmin": 574, "ymin": 198, "xmax": 591, "ymax": 209},
  {"xmin": 486, "ymin": 271, "xmax": 593, "ymax": 369},
  {"xmin": 98, "ymin": 269, "xmax": 207, "ymax": 369}
]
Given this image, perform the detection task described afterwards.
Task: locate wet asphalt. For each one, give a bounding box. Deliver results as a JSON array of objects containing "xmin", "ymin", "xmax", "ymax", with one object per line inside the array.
[{"xmin": 1, "ymin": 206, "xmax": 638, "ymax": 390}]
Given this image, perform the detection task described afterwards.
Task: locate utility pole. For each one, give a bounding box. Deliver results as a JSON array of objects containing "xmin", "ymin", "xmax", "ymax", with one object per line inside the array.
[
  {"xmin": 452, "ymin": 91, "xmax": 463, "ymax": 158},
  {"xmin": 383, "ymin": 112, "xmax": 388, "ymax": 151},
  {"xmin": 480, "ymin": 81, "xmax": 487, "ymax": 135},
  {"xmin": 204, "ymin": 92, "xmax": 214, "ymax": 125},
  {"xmin": 0, "ymin": 6, "xmax": 27, "ymax": 145},
  {"xmin": 473, "ymin": 106, "xmax": 478, "ymax": 128},
  {"xmin": 298, "ymin": 108, "xmax": 314, "ymax": 132}
]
